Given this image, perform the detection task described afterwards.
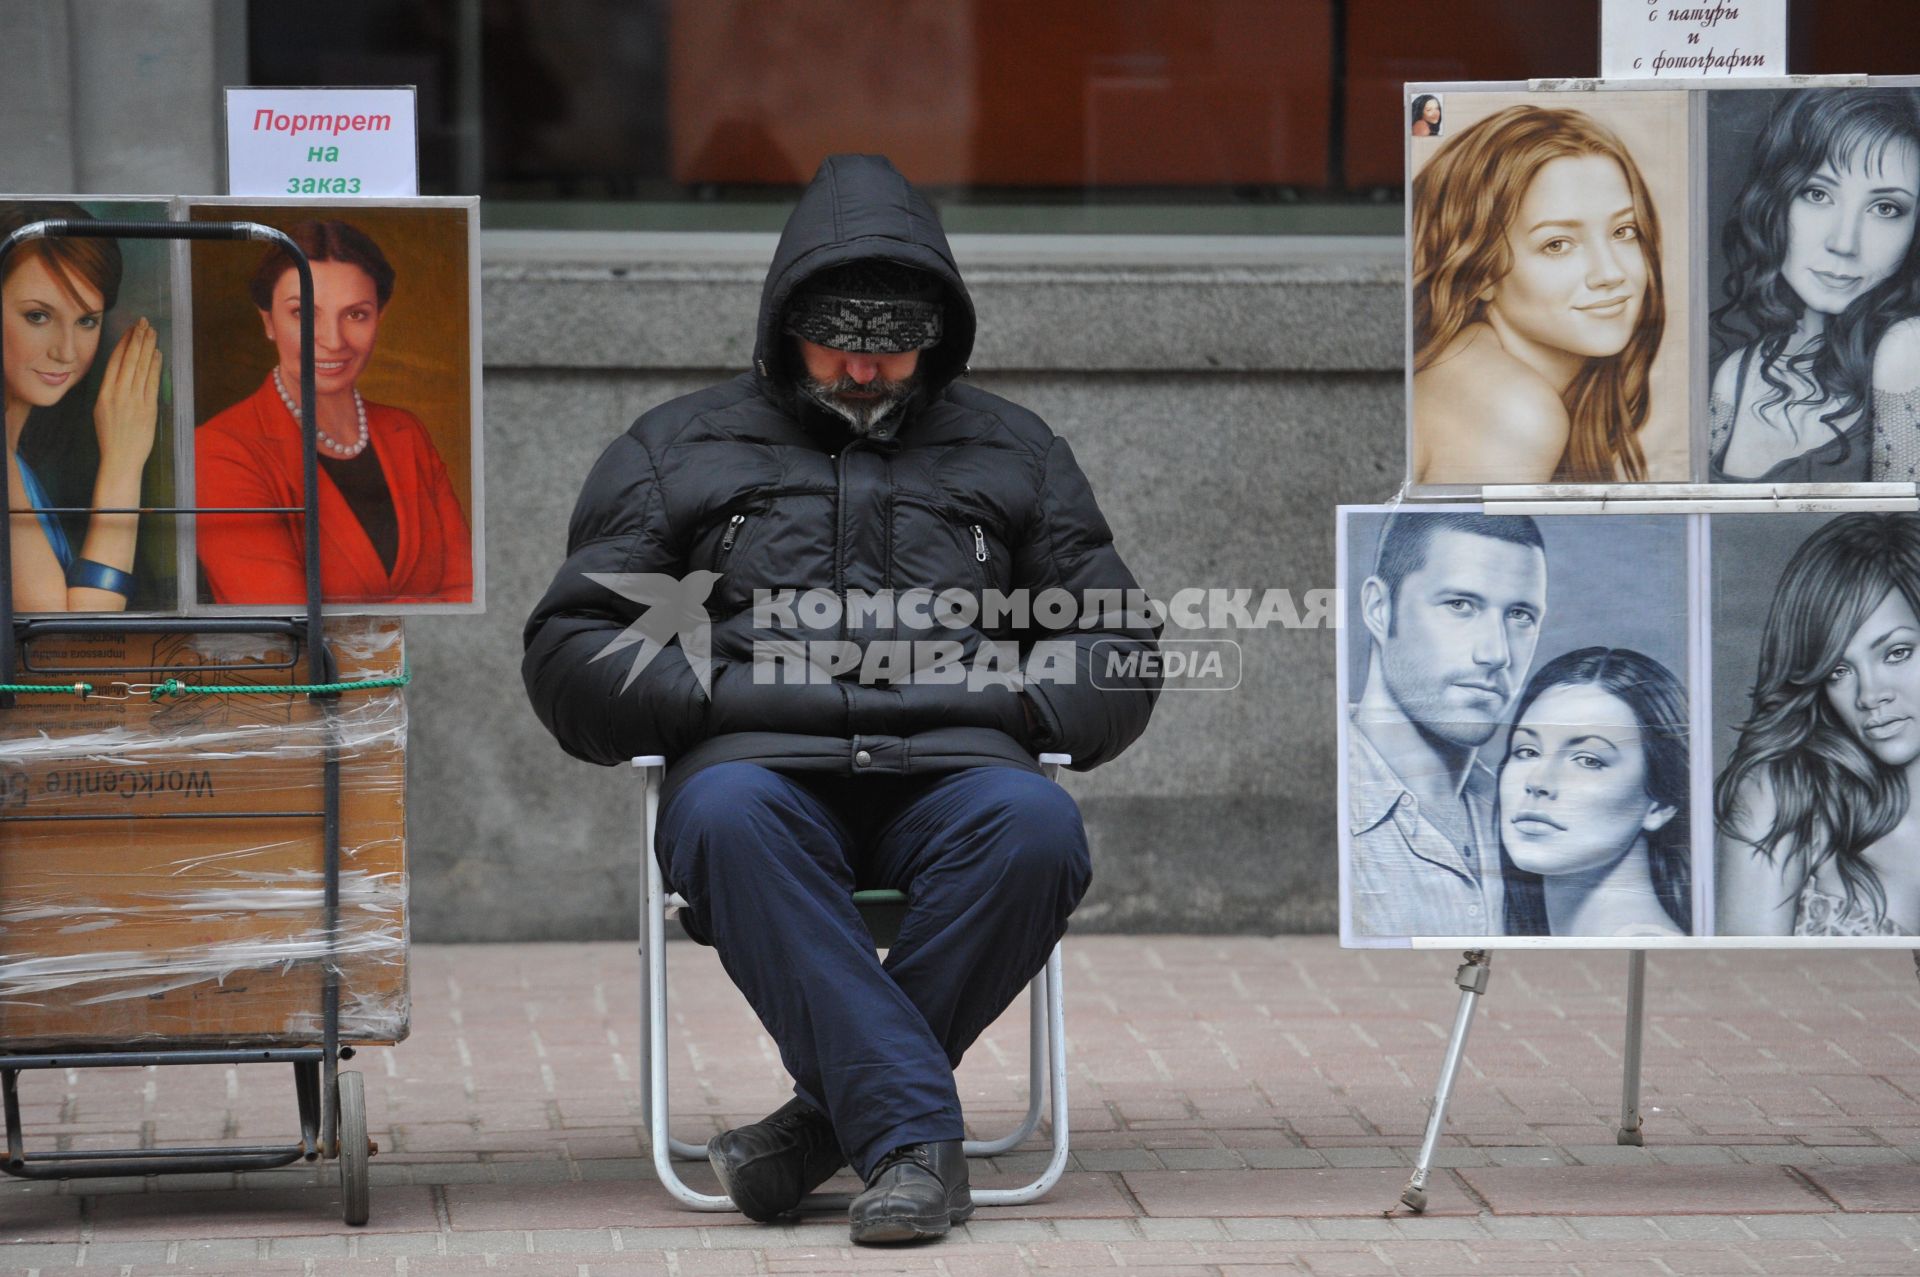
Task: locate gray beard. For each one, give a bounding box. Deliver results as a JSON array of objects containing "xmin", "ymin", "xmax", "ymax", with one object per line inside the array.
[{"xmin": 800, "ymin": 377, "xmax": 913, "ymax": 437}]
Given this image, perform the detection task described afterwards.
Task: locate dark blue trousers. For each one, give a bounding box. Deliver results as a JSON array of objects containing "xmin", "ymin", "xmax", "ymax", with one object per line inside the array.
[{"xmin": 656, "ymin": 762, "xmax": 1091, "ymax": 1179}]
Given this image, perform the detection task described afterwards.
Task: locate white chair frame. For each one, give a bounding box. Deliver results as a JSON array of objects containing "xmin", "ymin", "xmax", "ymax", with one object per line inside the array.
[{"xmin": 633, "ymin": 752, "xmax": 1073, "ymax": 1211}]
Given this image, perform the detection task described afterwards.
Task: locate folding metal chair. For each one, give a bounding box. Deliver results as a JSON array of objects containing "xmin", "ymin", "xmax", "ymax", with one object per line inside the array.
[{"xmin": 633, "ymin": 752, "xmax": 1074, "ymax": 1211}]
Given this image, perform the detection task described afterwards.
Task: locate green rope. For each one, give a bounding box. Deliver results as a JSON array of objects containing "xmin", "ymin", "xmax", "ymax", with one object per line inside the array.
[
  {"xmin": 0, "ymin": 668, "xmax": 410, "ymax": 700},
  {"xmin": 144, "ymin": 669, "xmax": 412, "ymax": 700}
]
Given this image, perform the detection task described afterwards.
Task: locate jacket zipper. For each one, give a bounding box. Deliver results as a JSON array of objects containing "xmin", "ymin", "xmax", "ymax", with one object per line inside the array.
[
  {"xmin": 834, "ymin": 445, "xmax": 855, "ymax": 645},
  {"xmin": 970, "ymin": 524, "xmax": 988, "ymax": 563},
  {"xmin": 719, "ymin": 513, "xmax": 747, "ymax": 564}
]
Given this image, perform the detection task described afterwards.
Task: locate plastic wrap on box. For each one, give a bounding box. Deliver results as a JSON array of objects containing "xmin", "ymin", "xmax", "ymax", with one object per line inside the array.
[{"xmin": 0, "ymin": 620, "xmax": 408, "ymax": 1047}]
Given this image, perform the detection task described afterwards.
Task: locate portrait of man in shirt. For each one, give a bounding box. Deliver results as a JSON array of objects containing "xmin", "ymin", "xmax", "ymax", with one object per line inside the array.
[{"xmin": 1346, "ymin": 511, "xmax": 1547, "ymax": 938}]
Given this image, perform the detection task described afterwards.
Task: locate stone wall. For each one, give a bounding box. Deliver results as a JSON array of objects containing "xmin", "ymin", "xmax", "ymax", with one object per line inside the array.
[{"xmin": 0, "ymin": 0, "xmax": 244, "ymax": 195}]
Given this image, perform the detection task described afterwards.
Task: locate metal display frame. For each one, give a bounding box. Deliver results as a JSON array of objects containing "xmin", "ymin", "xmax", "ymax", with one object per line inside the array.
[{"xmin": 0, "ymin": 218, "xmax": 374, "ymax": 1224}]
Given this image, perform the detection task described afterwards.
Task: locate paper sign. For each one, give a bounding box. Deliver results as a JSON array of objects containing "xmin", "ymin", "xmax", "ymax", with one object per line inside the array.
[
  {"xmin": 1601, "ymin": 0, "xmax": 1788, "ymax": 79},
  {"xmin": 224, "ymin": 87, "xmax": 419, "ymax": 197}
]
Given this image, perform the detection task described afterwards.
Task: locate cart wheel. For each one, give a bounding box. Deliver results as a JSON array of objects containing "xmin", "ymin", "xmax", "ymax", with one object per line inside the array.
[{"xmin": 336, "ymin": 1071, "xmax": 370, "ymax": 1226}]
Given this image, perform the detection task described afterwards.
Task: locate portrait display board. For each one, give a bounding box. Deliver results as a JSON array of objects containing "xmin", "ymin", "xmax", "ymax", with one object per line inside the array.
[
  {"xmin": 1404, "ymin": 77, "xmax": 1920, "ymax": 493},
  {"xmin": 1, "ymin": 196, "xmax": 180, "ymax": 613},
  {"xmin": 1339, "ymin": 504, "xmax": 1920, "ymax": 947},
  {"xmin": 180, "ymin": 197, "xmax": 483, "ymax": 614},
  {"xmin": 1373, "ymin": 57, "xmax": 1915, "ymax": 1198},
  {"xmin": 1338, "ymin": 505, "xmax": 1699, "ymax": 946}
]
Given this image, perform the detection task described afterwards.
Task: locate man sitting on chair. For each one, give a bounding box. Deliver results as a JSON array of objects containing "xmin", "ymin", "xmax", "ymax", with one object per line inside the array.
[{"xmin": 522, "ymin": 154, "xmax": 1160, "ymax": 1245}]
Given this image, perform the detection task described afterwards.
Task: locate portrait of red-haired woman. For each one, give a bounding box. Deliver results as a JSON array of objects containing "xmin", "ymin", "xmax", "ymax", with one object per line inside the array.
[
  {"xmin": 3, "ymin": 199, "xmax": 174, "ymax": 612},
  {"xmin": 1409, "ymin": 93, "xmax": 1689, "ymax": 487}
]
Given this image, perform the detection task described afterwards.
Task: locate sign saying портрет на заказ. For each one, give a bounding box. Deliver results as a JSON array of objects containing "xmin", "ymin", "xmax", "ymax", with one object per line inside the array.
[{"xmin": 224, "ymin": 87, "xmax": 418, "ymax": 198}]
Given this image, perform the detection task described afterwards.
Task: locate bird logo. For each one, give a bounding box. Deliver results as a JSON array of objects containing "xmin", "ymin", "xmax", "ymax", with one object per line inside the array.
[{"xmin": 584, "ymin": 570, "xmax": 723, "ymax": 696}]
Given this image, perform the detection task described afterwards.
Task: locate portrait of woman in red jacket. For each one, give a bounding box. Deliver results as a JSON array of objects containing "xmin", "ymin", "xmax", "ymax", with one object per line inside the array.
[{"xmin": 194, "ymin": 217, "xmax": 474, "ymax": 607}]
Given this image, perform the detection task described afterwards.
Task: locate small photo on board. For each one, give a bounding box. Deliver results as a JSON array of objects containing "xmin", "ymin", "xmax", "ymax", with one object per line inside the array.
[
  {"xmin": 1709, "ymin": 513, "xmax": 1920, "ymax": 936},
  {"xmin": 182, "ymin": 197, "xmax": 482, "ymax": 613},
  {"xmin": 1705, "ymin": 87, "xmax": 1920, "ymax": 482},
  {"xmin": 1339, "ymin": 505, "xmax": 1697, "ymax": 944},
  {"xmin": 1407, "ymin": 89, "xmax": 1691, "ymax": 488},
  {"xmin": 1411, "ymin": 93, "xmax": 1444, "ymax": 138},
  {"xmin": 3, "ymin": 197, "xmax": 178, "ymax": 613}
]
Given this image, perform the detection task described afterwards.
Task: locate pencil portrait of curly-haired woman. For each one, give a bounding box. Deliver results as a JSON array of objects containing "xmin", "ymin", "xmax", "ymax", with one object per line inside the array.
[{"xmin": 1708, "ymin": 89, "xmax": 1920, "ymax": 483}]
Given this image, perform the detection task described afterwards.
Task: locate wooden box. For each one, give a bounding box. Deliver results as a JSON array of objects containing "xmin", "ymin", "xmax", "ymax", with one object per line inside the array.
[{"xmin": 0, "ymin": 621, "xmax": 407, "ymax": 1048}]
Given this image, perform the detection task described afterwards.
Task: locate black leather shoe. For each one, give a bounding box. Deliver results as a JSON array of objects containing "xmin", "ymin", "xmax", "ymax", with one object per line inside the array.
[
  {"xmin": 848, "ymin": 1139, "xmax": 972, "ymax": 1245},
  {"xmin": 707, "ymin": 1098, "xmax": 845, "ymax": 1222}
]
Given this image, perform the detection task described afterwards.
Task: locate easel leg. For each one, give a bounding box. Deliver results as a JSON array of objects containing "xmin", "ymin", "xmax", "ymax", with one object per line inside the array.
[
  {"xmin": 1617, "ymin": 949, "xmax": 1647, "ymax": 1146},
  {"xmin": 1400, "ymin": 950, "xmax": 1491, "ymax": 1214}
]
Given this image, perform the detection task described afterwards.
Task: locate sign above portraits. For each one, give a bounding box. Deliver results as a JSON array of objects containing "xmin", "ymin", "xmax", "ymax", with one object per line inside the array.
[
  {"xmin": 1600, "ymin": 0, "xmax": 1788, "ymax": 81},
  {"xmin": 1402, "ymin": 73, "xmax": 1920, "ymax": 495},
  {"xmin": 223, "ymin": 88, "xmax": 420, "ymax": 198}
]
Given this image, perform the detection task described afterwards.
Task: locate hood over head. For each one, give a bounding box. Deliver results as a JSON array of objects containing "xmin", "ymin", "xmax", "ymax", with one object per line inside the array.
[{"xmin": 754, "ymin": 155, "xmax": 975, "ymax": 413}]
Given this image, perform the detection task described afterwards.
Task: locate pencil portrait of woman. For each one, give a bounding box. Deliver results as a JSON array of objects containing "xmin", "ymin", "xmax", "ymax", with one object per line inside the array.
[
  {"xmin": 1715, "ymin": 514, "xmax": 1920, "ymax": 936},
  {"xmin": 1498, "ymin": 647, "xmax": 1692, "ymax": 938},
  {"xmin": 1411, "ymin": 94, "xmax": 1443, "ymax": 138},
  {"xmin": 1411, "ymin": 98, "xmax": 1686, "ymax": 486},
  {"xmin": 2, "ymin": 201, "xmax": 163, "ymax": 612},
  {"xmin": 1708, "ymin": 90, "xmax": 1920, "ymax": 482},
  {"xmin": 194, "ymin": 217, "xmax": 473, "ymax": 607}
]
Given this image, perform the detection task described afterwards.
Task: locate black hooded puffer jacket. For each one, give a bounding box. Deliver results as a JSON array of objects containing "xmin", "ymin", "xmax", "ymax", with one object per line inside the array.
[{"xmin": 522, "ymin": 155, "xmax": 1160, "ymax": 802}]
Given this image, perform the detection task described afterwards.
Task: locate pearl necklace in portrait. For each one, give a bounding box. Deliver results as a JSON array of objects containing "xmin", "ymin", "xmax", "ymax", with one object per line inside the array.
[{"xmin": 273, "ymin": 367, "xmax": 370, "ymax": 460}]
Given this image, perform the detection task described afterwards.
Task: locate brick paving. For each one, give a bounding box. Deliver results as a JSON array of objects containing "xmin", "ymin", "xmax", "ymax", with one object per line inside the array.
[{"xmin": 3, "ymin": 937, "xmax": 1920, "ymax": 1273}]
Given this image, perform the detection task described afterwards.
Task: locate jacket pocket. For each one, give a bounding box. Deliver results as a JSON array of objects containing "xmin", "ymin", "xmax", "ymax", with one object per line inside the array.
[
  {"xmin": 959, "ymin": 513, "xmax": 1013, "ymax": 598},
  {"xmin": 707, "ymin": 503, "xmax": 771, "ymax": 575},
  {"xmin": 707, "ymin": 508, "xmax": 768, "ymax": 616},
  {"xmin": 941, "ymin": 514, "xmax": 990, "ymax": 593}
]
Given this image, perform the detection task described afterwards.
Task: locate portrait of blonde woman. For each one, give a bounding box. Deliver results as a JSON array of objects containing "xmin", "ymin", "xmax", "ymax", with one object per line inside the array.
[{"xmin": 1409, "ymin": 95, "xmax": 1689, "ymax": 486}]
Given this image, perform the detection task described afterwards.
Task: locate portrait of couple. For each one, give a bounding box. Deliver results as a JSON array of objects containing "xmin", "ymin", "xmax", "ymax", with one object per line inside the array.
[{"xmin": 1341, "ymin": 508, "xmax": 1694, "ymax": 941}]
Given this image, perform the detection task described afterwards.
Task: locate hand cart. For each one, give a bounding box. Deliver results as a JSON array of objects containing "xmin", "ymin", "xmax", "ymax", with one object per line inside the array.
[{"xmin": 0, "ymin": 218, "xmax": 380, "ymax": 1224}]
